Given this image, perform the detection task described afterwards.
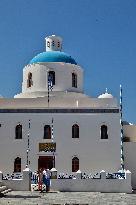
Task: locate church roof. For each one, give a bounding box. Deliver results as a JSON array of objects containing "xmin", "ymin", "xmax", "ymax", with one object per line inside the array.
[
  {"xmin": 29, "ymin": 51, "xmax": 77, "ymax": 65},
  {"xmin": 12, "ymin": 91, "xmax": 118, "ymax": 109}
]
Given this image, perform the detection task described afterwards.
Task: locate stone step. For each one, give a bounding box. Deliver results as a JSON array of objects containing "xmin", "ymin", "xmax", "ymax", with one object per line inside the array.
[
  {"xmin": 0, "ymin": 186, "xmax": 7, "ymax": 192},
  {"xmin": 0, "ymin": 185, "xmax": 12, "ymax": 197},
  {"xmin": 1, "ymin": 188, "xmax": 12, "ymax": 195}
]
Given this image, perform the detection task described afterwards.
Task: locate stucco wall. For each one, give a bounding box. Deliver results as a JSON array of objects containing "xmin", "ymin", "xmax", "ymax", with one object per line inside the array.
[
  {"xmin": 123, "ymin": 125, "xmax": 136, "ymax": 142},
  {"xmin": 51, "ymin": 170, "xmax": 132, "ymax": 193},
  {"xmin": 0, "ymin": 169, "xmax": 31, "ymax": 191},
  {"xmin": 51, "ymin": 178, "xmax": 131, "ymax": 193},
  {"xmin": 0, "ymin": 111, "xmax": 120, "ymax": 174},
  {"xmin": 124, "ymin": 142, "xmax": 136, "ymax": 189},
  {"xmin": 21, "ymin": 62, "xmax": 83, "ymax": 95},
  {"xmin": 0, "ymin": 96, "xmax": 118, "ymax": 108}
]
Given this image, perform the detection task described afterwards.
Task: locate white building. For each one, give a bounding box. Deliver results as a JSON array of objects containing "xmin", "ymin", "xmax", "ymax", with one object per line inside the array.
[{"xmin": 0, "ymin": 34, "xmax": 133, "ymax": 179}]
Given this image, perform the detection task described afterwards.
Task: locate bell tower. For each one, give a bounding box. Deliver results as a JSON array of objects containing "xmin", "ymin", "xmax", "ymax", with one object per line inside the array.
[{"xmin": 45, "ymin": 35, "xmax": 62, "ymax": 52}]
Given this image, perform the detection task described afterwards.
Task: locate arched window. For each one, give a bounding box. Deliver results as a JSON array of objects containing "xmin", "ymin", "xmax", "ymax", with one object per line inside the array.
[
  {"xmin": 72, "ymin": 124, "xmax": 79, "ymax": 138},
  {"xmin": 58, "ymin": 41, "xmax": 60, "ymax": 47},
  {"xmin": 48, "ymin": 71, "xmax": 55, "ymax": 85},
  {"xmin": 14, "ymin": 157, "xmax": 21, "ymax": 172},
  {"xmin": 72, "ymin": 157, "xmax": 79, "ymax": 172},
  {"xmin": 44, "ymin": 125, "xmax": 51, "ymax": 139},
  {"xmin": 52, "ymin": 41, "xmax": 55, "ymax": 46},
  {"xmin": 47, "ymin": 41, "xmax": 50, "ymax": 47},
  {"xmin": 101, "ymin": 125, "xmax": 108, "ymax": 139},
  {"xmin": 72, "ymin": 73, "xmax": 77, "ymax": 88},
  {"xmin": 15, "ymin": 124, "xmax": 22, "ymax": 139},
  {"xmin": 27, "ymin": 72, "xmax": 33, "ymax": 88}
]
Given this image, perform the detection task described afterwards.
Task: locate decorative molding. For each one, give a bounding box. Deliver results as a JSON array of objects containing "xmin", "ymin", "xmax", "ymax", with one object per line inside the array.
[{"xmin": 0, "ymin": 108, "xmax": 119, "ymax": 113}]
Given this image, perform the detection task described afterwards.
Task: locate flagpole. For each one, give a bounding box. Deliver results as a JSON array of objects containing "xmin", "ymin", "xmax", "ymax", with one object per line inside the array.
[
  {"xmin": 47, "ymin": 72, "xmax": 55, "ymax": 168},
  {"xmin": 48, "ymin": 73, "xmax": 50, "ymax": 108},
  {"xmin": 120, "ymin": 84, "xmax": 124, "ymax": 171},
  {"xmin": 51, "ymin": 117, "xmax": 55, "ymax": 168},
  {"xmin": 48, "ymin": 72, "xmax": 53, "ymax": 108},
  {"xmin": 26, "ymin": 119, "xmax": 30, "ymax": 168}
]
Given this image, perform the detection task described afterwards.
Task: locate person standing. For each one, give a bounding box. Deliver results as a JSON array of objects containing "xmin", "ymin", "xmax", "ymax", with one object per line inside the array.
[
  {"xmin": 43, "ymin": 169, "xmax": 51, "ymax": 192},
  {"xmin": 38, "ymin": 168, "xmax": 43, "ymax": 192},
  {"xmin": 46, "ymin": 169, "xmax": 51, "ymax": 192}
]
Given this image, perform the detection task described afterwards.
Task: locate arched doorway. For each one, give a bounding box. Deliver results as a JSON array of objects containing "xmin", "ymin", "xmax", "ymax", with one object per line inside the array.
[
  {"xmin": 14, "ymin": 157, "xmax": 21, "ymax": 172},
  {"xmin": 38, "ymin": 156, "xmax": 54, "ymax": 170}
]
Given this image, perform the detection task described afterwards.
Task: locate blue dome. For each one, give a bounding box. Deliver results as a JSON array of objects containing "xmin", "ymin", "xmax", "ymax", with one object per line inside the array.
[{"xmin": 29, "ymin": 51, "xmax": 77, "ymax": 65}]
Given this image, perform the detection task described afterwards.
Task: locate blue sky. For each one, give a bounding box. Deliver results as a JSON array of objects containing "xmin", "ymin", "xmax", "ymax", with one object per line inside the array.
[{"xmin": 0, "ymin": 0, "xmax": 136, "ymax": 123}]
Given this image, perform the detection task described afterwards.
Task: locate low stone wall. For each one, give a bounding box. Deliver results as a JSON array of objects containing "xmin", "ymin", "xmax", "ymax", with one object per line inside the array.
[
  {"xmin": 0, "ymin": 168, "xmax": 31, "ymax": 191},
  {"xmin": 0, "ymin": 168, "xmax": 132, "ymax": 193},
  {"xmin": 51, "ymin": 170, "xmax": 132, "ymax": 193}
]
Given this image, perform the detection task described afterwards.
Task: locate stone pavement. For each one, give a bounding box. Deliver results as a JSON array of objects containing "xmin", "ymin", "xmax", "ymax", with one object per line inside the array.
[{"xmin": 1, "ymin": 191, "xmax": 136, "ymax": 205}]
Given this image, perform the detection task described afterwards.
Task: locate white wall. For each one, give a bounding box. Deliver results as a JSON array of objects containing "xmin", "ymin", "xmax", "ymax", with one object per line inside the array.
[
  {"xmin": 51, "ymin": 171, "xmax": 132, "ymax": 193},
  {"xmin": 15, "ymin": 62, "xmax": 83, "ymax": 98},
  {"xmin": 0, "ymin": 111, "xmax": 121, "ymax": 174},
  {"xmin": 124, "ymin": 142, "xmax": 136, "ymax": 189},
  {"xmin": 0, "ymin": 168, "xmax": 31, "ymax": 191},
  {"xmin": 123, "ymin": 125, "xmax": 136, "ymax": 189},
  {"xmin": 51, "ymin": 178, "xmax": 131, "ymax": 193},
  {"xmin": 123, "ymin": 125, "xmax": 136, "ymax": 142},
  {"xmin": 0, "ymin": 95, "xmax": 118, "ymax": 108}
]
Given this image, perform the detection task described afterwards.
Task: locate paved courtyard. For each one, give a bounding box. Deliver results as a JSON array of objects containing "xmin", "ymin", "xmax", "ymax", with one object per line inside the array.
[{"xmin": 1, "ymin": 191, "xmax": 136, "ymax": 205}]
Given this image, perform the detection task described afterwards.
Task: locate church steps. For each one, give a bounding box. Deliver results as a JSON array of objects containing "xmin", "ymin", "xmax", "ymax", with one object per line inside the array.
[{"xmin": 0, "ymin": 184, "xmax": 12, "ymax": 197}]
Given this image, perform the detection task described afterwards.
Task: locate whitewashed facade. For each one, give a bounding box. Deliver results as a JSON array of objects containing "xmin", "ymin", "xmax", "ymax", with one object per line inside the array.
[
  {"xmin": 0, "ymin": 35, "xmax": 121, "ymax": 174},
  {"xmin": 123, "ymin": 124, "xmax": 136, "ymax": 189}
]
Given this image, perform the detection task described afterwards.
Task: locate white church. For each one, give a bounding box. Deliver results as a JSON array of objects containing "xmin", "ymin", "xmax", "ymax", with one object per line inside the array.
[{"xmin": 0, "ymin": 34, "xmax": 136, "ymax": 187}]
